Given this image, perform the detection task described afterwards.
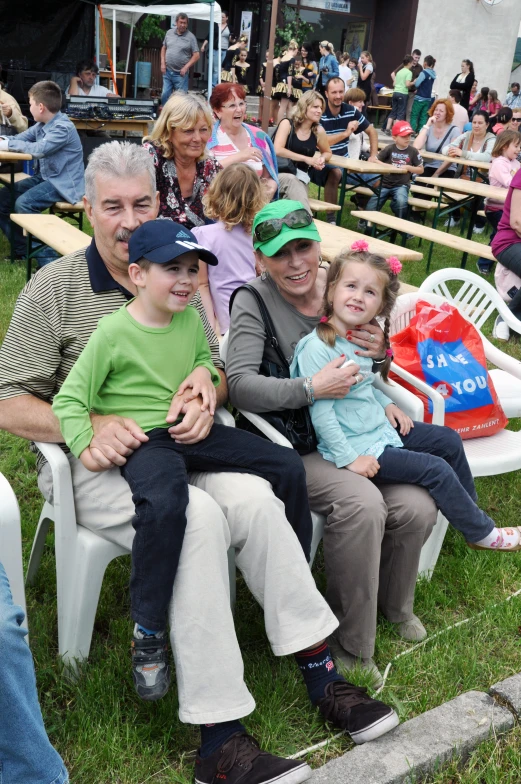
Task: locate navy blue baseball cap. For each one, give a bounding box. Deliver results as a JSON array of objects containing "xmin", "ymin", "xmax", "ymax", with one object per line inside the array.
[{"xmin": 128, "ymin": 219, "xmax": 219, "ymax": 266}]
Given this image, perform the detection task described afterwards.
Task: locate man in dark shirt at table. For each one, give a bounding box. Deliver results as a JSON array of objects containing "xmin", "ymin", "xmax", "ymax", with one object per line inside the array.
[{"xmin": 309, "ymin": 77, "xmax": 379, "ymax": 224}]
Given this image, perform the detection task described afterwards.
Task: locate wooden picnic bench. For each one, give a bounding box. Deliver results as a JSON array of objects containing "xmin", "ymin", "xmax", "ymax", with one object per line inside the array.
[
  {"xmin": 351, "ymin": 210, "xmax": 495, "ymax": 270},
  {"xmin": 9, "ymin": 214, "xmax": 90, "ymax": 280},
  {"xmin": 308, "ymin": 198, "xmax": 341, "ymax": 214},
  {"xmin": 314, "ymin": 219, "xmax": 423, "ymax": 263}
]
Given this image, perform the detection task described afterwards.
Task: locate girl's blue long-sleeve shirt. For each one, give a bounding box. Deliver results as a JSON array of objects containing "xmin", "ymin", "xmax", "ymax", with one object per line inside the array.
[{"xmin": 290, "ymin": 330, "xmax": 402, "ymax": 468}]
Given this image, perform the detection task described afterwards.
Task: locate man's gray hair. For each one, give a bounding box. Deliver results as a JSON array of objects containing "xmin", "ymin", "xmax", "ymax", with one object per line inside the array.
[
  {"xmin": 176, "ymin": 12, "xmax": 188, "ymax": 21},
  {"xmin": 85, "ymin": 141, "xmax": 156, "ymax": 204}
]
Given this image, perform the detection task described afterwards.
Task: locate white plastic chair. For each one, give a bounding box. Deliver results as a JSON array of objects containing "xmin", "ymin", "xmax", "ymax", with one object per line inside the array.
[
  {"xmin": 26, "ymin": 407, "xmax": 237, "ymax": 669},
  {"xmin": 419, "ymin": 269, "xmax": 521, "ymax": 418},
  {"xmin": 388, "ymin": 288, "xmax": 521, "ymax": 575},
  {"xmin": 0, "ymin": 472, "xmax": 26, "ymax": 623}
]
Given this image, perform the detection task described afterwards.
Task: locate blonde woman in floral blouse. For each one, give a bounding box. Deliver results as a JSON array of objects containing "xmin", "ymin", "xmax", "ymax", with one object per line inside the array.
[{"xmin": 143, "ymin": 93, "xmax": 222, "ymax": 229}]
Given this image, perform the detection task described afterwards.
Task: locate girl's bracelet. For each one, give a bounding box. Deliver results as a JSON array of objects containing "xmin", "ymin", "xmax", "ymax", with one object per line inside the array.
[{"xmin": 303, "ymin": 376, "xmax": 315, "ymax": 405}]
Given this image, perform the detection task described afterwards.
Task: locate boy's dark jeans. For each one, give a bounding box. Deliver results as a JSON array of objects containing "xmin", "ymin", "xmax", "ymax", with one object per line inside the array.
[{"xmin": 121, "ymin": 424, "xmax": 312, "ymax": 630}]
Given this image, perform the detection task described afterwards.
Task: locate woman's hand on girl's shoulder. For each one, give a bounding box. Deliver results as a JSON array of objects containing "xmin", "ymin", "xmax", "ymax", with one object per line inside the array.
[
  {"xmin": 385, "ymin": 403, "xmax": 413, "ymax": 435},
  {"xmin": 347, "ymin": 320, "xmax": 385, "ymax": 358}
]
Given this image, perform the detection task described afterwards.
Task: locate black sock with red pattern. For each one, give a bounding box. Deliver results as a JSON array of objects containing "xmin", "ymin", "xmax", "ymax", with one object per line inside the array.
[{"xmin": 294, "ymin": 642, "xmax": 343, "ymax": 705}]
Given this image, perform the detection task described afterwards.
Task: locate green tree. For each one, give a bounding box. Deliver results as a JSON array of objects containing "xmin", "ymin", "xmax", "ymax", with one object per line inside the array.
[{"xmin": 275, "ymin": 6, "xmax": 313, "ymax": 56}]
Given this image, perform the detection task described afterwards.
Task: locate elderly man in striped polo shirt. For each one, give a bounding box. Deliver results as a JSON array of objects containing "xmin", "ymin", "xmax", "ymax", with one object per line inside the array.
[{"xmin": 0, "ymin": 141, "xmax": 401, "ymax": 784}]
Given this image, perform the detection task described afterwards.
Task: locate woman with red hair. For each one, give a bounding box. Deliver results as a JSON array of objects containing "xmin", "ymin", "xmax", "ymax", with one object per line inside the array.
[{"xmin": 207, "ymin": 83, "xmax": 278, "ymax": 200}]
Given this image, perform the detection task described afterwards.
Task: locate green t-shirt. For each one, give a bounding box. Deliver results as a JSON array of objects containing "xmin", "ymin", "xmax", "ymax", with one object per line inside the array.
[
  {"xmin": 394, "ymin": 67, "xmax": 412, "ymax": 95},
  {"xmin": 53, "ymin": 301, "xmax": 220, "ymax": 458}
]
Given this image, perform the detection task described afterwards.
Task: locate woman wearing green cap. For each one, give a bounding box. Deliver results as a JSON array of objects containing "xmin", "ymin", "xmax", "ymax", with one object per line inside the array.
[{"xmin": 226, "ymin": 200, "xmax": 436, "ymax": 686}]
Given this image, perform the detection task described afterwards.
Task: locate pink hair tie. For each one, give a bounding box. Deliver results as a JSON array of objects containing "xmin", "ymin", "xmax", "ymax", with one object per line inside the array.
[
  {"xmin": 385, "ymin": 349, "xmax": 393, "ymax": 357},
  {"xmin": 319, "ymin": 316, "xmax": 329, "ymax": 323},
  {"xmin": 387, "ymin": 256, "xmax": 402, "ymax": 275},
  {"xmin": 351, "ymin": 239, "xmax": 369, "ymax": 252}
]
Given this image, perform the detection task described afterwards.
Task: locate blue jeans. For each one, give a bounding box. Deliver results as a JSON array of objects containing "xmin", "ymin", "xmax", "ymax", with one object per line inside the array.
[
  {"xmin": 375, "ymin": 422, "xmax": 494, "ymax": 544},
  {"xmin": 161, "ymin": 68, "xmax": 189, "ymax": 104},
  {"xmin": 120, "ymin": 423, "xmax": 313, "ymax": 630},
  {"xmin": 0, "ymin": 174, "xmax": 60, "ymax": 266},
  {"xmin": 390, "ymin": 91, "xmax": 408, "ymax": 121},
  {"xmin": 0, "ymin": 563, "xmax": 69, "ymax": 784},
  {"xmin": 367, "ymin": 184, "xmax": 409, "ymax": 219}
]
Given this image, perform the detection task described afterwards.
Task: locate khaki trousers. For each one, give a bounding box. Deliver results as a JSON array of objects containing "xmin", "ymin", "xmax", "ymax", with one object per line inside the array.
[
  {"xmin": 278, "ymin": 173, "xmax": 311, "ymax": 212},
  {"xmin": 302, "ymin": 450, "xmax": 436, "ymax": 659},
  {"xmin": 38, "ymin": 456, "xmax": 338, "ymax": 724}
]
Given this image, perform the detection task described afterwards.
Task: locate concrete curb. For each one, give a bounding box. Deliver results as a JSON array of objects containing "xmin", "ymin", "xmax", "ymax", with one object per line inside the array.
[{"xmin": 310, "ymin": 675, "xmax": 521, "ymax": 783}]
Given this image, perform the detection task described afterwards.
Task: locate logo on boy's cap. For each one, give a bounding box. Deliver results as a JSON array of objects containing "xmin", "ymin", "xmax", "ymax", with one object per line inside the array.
[
  {"xmin": 128, "ymin": 220, "xmax": 218, "ymax": 266},
  {"xmin": 392, "ymin": 120, "xmax": 414, "ymax": 137}
]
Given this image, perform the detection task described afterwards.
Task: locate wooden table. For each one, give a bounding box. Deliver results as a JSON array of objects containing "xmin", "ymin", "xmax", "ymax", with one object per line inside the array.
[
  {"xmin": 351, "ymin": 210, "xmax": 495, "ymax": 268},
  {"xmin": 328, "ymin": 154, "xmax": 405, "ymax": 227},
  {"xmin": 99, "ymin": 70, "xmax": 131, "ymax": 97},
  {"xmin": 0, "ymin": 151, "xmax": 33, "ymax": 263},
  {"xmin": 10, "ymin": 214, "xmax": 90, "ymax": 279},
  {"xmin": 416, "ymin": 176, "xmax": 505, "ymax": 268},
  {"xmin": 70, "ymin": 117, "xmax": 151, "ymax": 137},
  {"xmin": 314, "ymin": 219, "xmax": 423, "ymax": 263}
]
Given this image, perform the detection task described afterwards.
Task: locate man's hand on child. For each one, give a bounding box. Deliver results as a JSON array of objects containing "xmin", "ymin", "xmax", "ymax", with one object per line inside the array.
[
  {"xmin": 346, "ymin": 455, "xmax": 380, "ymax": 478},
  {"xmin": 385, "ymin": 403, "xmax": 414, "ymax": 435},
  {"xmin": 167, "ymin": 397, "xmax": 214, "ymax": 444},
  {"xmin": 79, "ymin": 447, "xmax": 110, "ymax": 472},
  {"xmin": 89, "ymin": 414, "xmax": 149, "ymax": 469},
  {"xmin": 169, "ymin": 367, "xmax": 217, "ymax": 418}
]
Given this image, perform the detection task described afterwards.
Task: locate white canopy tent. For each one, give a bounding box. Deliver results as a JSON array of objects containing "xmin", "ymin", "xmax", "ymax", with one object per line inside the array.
[{"xmin": 97, "ymin": 2, "xmax": 221, "ymax": 97}]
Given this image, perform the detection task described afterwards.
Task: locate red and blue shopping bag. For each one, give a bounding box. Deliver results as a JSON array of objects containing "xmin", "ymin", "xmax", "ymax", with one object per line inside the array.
[{"xmin": 390, "ymin": 300, "xmax": 507, "ymax": 439}]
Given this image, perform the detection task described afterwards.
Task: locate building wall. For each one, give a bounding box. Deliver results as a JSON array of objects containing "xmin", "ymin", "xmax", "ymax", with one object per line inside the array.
[{"xmin": 413, "ymin": 0, "xmax": 521, "ymax": 101}]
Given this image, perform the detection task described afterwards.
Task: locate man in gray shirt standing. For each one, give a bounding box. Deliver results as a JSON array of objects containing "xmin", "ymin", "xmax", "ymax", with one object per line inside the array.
[{"xmin": 161, "ymin": 12, "xmax": 200, "ymax": 103}]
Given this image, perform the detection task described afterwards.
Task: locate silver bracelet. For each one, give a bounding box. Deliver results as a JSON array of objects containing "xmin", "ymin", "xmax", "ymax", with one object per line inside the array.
[{"xmin": 303, "ymin": 376, "xmax": 315, "ymax": 405}]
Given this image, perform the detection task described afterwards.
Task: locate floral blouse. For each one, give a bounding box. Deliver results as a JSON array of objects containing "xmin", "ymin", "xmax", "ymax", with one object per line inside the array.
[{"xmin": 143, "ymin": 140, "xmax": 222, "ymax": 229}]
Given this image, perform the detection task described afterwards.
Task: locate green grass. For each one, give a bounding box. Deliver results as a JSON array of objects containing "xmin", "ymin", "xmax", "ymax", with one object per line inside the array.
[{"xmin": 2, "ymin": 203, "xmax": 521, "ymax": 783}]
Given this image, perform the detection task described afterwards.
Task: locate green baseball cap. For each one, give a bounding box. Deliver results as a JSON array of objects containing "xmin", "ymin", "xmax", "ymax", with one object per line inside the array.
[{"xmin": 252, "ymin": 200, "xmax": 322, "ymax": 257}]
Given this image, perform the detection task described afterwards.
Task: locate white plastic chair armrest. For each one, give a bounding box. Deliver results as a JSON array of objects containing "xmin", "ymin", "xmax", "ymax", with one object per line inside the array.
[
  {"xmin": 33, "ymin": 442, "xmax": 78, "ymax": 535},
  {"xmin": 235, "ymin": 409, "xmax": 293, "ymax": 449},
  {"xmin": 482, "ymin": 337, "xmax": 521, "ymax": 380},
  {"xmin": 373, "ymin": 373, "xmax": 425, "ymax": 421},
  {"xmin": 389, "ymin": 363, "xmax": 446, "ymax": 426},
  {"xmin": 214, "ymin": 407, "xmax": 235, "ymax": 427}
]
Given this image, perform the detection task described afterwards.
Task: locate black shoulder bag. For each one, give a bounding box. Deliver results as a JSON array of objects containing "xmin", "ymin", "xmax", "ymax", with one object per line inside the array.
[
  {"xmin": 275, "ymin": 120, "xmax": 297, "ymax": 176},
  {"xmin": 231, "ymin": 284, "xmax": 318, "ymax": 455}
]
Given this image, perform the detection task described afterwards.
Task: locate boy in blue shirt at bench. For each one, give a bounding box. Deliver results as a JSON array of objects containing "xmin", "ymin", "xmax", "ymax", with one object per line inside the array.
[{"xmin": 0, "ymin": 80, "xmax": 84, "ymax": 266}]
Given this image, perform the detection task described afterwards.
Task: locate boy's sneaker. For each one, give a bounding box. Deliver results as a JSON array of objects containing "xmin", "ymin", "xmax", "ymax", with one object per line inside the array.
[
  {"xmin": 131, "ymin": 626, "xmax": 170, "ymax": 701},
  {"xmin": 473, "ymin": 225, "xmax": 485, "ymax": 235},
  {"xmin": 316, "ymin": 681, "xmax": 399, "ymax": 744},
  {"xmin": 492, "ymin": 315, "xmax": 510, "ymax": 342},
  {"xmin": 476, "ymin": 261, "xmax": 492, "ymax": 276},
  {"xmin": 194, "ymin": 732, "xmax": 312, "ymax": 784},
  {"xmin": 444, "ymin": 217, "xmax": 459, "ymax": 228}
]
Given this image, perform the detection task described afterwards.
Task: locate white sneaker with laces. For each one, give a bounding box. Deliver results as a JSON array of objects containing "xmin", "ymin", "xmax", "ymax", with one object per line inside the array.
[
  {"xmin": 473, "ymin": 225, "xmax": 485, "ymax": 235},
  {"xmin": 492, "ymin": 316, "xmax": 510, "ymax": 342},
  {"xmin": 444, "ymin": 217, "xmax": 458, "ymax": 228}
]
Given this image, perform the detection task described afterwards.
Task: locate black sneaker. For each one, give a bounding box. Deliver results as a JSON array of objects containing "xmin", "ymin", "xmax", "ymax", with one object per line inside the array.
[
  {"xmin": 316, "ymin": 681, "xmax": 399, "ymax": 744},
  {"xmin": 131, "ymin": 626, "xmax": 171, "ymax": 701},
  {"xmin": 194, "ymin": 732, "xmax": 312, "ymax": 784}
]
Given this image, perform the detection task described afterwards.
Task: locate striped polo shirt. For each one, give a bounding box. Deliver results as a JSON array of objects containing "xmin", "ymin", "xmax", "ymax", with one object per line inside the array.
[
  {"xmin": 0, "ymin": 241, "xmax": 224, "ymax": 467},
  {"xmin": 320, "ymin": 102, "xmax": 369, "ymax": 158}
]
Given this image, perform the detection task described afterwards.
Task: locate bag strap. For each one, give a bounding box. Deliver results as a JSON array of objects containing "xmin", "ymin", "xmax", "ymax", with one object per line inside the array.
[
  {"xmin": 229, "ymin": 284, "xmax": 289, "ymax": 369},
  {"xmin": 435, "ymin": 125, "xmax": 457, "ymax": 154}
]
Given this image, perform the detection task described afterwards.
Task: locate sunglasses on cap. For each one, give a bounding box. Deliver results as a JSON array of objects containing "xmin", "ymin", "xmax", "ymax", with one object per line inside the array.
[{"xmin": 254, "ymin": 208, "xmax": 313, "ymax": 243}]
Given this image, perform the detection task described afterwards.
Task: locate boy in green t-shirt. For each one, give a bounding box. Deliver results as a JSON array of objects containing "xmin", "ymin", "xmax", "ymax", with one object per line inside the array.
[
  {"xmin": 385, "ymin": 55, "xmax": 414, "ymax": 135},
  {"xmin": 53, "ymin": 219, "xmax": 313, "ymax": 703}
]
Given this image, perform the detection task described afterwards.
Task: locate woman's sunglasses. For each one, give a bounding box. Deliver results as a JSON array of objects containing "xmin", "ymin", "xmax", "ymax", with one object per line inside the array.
[{"xmin": 254, "ymin": 209, "xmax": 313, "ymax": 243}]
